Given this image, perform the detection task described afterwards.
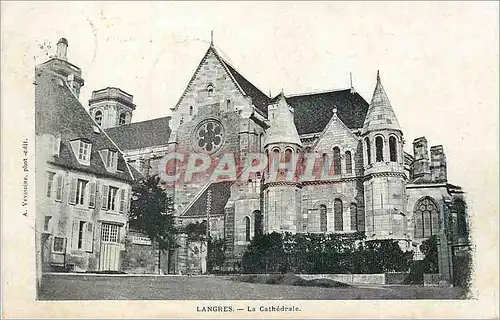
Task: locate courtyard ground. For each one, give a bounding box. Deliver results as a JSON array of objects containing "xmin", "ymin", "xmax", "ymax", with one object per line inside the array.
[{"xmin": 38, "ymin": 273, "xmax": 469, "ymax": 300}]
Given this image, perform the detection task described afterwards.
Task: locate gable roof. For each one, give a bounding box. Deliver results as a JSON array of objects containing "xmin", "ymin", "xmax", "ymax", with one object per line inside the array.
[
  {"xmin": 286, "ymin": 89, "xmax": 370, "ymax": 135},
  {"xmin": 173, "ymin": 45, "xmax": 271, "ymax": 116},
  {"xmin": 220, "ymin": 60, "xmax": 271, "ymax": 116},
  {"xmin": 180, "ymin": 181, "xmax": 233, "ymax": 217},
  {"xmin": 35, "ymin": 69, "xmax": 134, "ymax": 182},
  {"xmin": 105, "ymin": 116, "xmax": 171, "ymax": 151}
]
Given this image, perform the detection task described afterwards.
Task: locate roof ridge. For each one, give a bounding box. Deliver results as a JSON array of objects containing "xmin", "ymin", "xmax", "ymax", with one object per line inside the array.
[
  {"xmin": 106, "ymin": 115, "xmax": 172, "ymax": 130},
  {"xmin": 286, "ymin": 88, "xmax": 351, "ymax": 98}
]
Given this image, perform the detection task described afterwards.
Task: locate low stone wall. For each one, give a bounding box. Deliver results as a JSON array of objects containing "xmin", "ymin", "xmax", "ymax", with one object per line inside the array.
[
  {"xmin": 121, "ymin": 230, "xmax": 159, "ymax": 274},
  {"xmin": 298, "ymin": 274, "xmax": 386, "ymax": 284}
]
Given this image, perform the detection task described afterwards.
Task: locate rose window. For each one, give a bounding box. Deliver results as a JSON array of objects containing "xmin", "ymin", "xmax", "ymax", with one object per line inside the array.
[{"xmin": 193, "ymin": 119, "xmax": 224, "ymax": 154}]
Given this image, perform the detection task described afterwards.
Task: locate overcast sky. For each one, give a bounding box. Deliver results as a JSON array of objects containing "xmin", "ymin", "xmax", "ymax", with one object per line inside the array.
[{"xmin": 3, "ymin": 1, "xmax": 499, "ymax": 196}]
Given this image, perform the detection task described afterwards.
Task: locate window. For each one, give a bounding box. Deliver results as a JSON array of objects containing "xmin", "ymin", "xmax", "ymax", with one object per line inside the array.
[
  {"xmin": 455, "ymin": 199, "xmax": 468, "ymax": 236},
  {"xmin": 284, "ymin": 148, "xmax": 293, "ymax": 172},
  {"xmin": 50, "ymin": 135, "xmax": 61, "ymax": 156},
  {"xmin": 375, "ymin": 136, "xmax": 384, "ymax": 162},
  {"xmin": 69, "ymin": 178, "xmax": 88, "ymax": 205},
  {"xmin": 100, "ymin": 149, "xmax": 118, "ymax": 171},
  {"xmin": 333, "ymin": 147, "xmax": 341, "ymax": 175},
  {"xmin": 76, "ymin": 179, "xmax": 87, "ymax": 205},
  {"xmin": 365, "ymin": 137, "xmax": 371, "ymax": 165},
  {"xmin": 244, "ymin": 217, "xmax": 251, "ymax": 241},
  {"xmin": 46, "ymin": 172, "xmax": 56, "ymax": 197},
  {"xmin": 101, "ymin": 223, "xmax": 119, "ymax": 243},
  {"xmin": 319, "ymin": 204, "xmax": 327, "ymax": 232},
  {"xmin": 119, "ymin": 113, "xmax": 126, "ymax": 126},
  {"xmin": 78, "ymin": 221, "xmax": 85, "ymax": 249},
  {"xmin": 52, "ymin": 237, "xmax": 65, "ymax": 253},
  {"xmin": 94, "ymin": 110, "xmax": 102, "ymax": 126},
  {"xmin": 345, "ymin": 151, "xmax": 352, "ymax": 174},
  {"xmin": 254, "ymin": 211, "xmax": 263, "ymax": 236},
  {"xmin": 102, "ymin": 186, "xmax": 119, "ymax": 211},
  {"xmin": 272, "ymin": 148, "xmax": 280, "ymax": 172},
  {"xmin": 44, "ymin": 216, "xmax": 52, "ymax": 232},
  {"xmin": 334, "ymin": 199, "xmax": 343, "ymax": 231},
  {"xmin": 206, "ymin": 83, "xmax": 214, "ymax": 96},
  {"xmin": 389, "ymin": 136, "xmax": 398, "ymax": 162},
  {"xmin": 322, "ymin": 153, "xmax": 329, "ymax": 175},
  {"xmin": 78, "ymin": 141, "xmax": 91, "ymax": 162},
  {"xmin": 189, "ymin": 106, "xmax": 193, "ymax": 115},
  {"xmin": 350, "ymin": 203, "xmax": 357, "ymax": 231},
  {"xmin": 414, "ymin": 197, "xmax": 439, "ymax": 238},
  {"xmin": 259, "ymin": 133, "xmax": 264, "ymax": 152},
  {"xmin": 226, "ymin": 99, "xmax": 231, "ymax": 110}
]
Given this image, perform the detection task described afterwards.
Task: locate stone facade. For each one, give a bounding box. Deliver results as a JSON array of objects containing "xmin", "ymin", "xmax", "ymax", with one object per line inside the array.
[{"xmin": 100, "ymin": 42, "xmax": 469, "ymax": 281}]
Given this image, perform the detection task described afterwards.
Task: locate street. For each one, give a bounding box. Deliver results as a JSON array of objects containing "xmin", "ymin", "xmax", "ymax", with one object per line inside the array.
[{"xmin": 38, "ymin": 274, "xmax": 469, "ymax": 300}]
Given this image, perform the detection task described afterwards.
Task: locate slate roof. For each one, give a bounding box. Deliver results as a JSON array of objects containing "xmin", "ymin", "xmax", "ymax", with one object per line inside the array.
[
  {"xmin": 105, "ymin": 117, "xmax": 172, "ymax": 151},
  {"xmin": 181, "ymin": 181, "xmax": 233, "ymax": 217},
  {"xmin": 285, "ymin": 89, "xmax": 370, "ymax": 135},
  {"xmin": 363, "ymin": 71, "xmax": 401, "ymax": 133},
  {"xmin": 221, "ymin": 61, "xmax": 271, "ymax": 116},
  {"xmin": 265, "ymin": 93, "xmax": 301, "ymax": 146},
  {"xmin": 35, "ymin": 69, "xmax": 134, "ymax": 182}
]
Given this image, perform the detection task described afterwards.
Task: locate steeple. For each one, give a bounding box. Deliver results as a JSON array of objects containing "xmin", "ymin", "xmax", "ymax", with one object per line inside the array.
[
  {"xmin": 265, "ymin": 92, "xmax": 301, "ymax": 147},
  {"xmin": 363, "ymin": 71, "xmax": 401, "ymax": 133}
]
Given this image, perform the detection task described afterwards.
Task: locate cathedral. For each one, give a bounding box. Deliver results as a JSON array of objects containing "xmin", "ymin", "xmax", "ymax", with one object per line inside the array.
[{"xmin": 91, "ymin": 40, "xmax": 469, "ymax": 279}]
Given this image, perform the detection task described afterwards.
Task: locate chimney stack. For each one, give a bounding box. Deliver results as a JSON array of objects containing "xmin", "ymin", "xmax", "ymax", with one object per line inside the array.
[
  {"xmin": 430, "ymin": 145, "xmax": 447, "ymax": 182},
  {"xmin": 56, "ymin": 38, "xmax": 68, "ymax": 61},
  {"xmin": 412, "ymin": 137, "xmax": 431, "ymax": 180}
]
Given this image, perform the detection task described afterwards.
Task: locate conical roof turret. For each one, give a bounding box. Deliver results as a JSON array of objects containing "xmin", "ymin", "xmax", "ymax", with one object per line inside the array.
[
  {"xmin": 265, "ymin": 92, "xmax": 302, "ymax": 147},
  {"xmin": 363, "ymin": 71, "xmax": 401, "ymax": 133}
]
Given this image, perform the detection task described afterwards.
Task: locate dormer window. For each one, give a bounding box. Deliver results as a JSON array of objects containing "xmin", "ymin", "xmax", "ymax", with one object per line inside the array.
[
  {"xmin": 99, "ymin": 149, "xmax": 118, "ymax": 172},
  {"xmin": 49, "ymin": 134, "xmax": 61, "ymax": 156},
  {"xmin": 70, "ymin": 139, "xmax": 92, "ymax": 165}
]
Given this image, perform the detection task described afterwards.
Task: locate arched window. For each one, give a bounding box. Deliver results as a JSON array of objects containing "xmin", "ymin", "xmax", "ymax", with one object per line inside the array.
[
  {"xmin": 334, "ymin": 199, "xmax": 343, "ymax": 231},
  {"xmin": 414, "ymin": 197, "xmax": 439, "ymax": 238},
  {"xmin": 119, "ymin": 113, "xmax": 126, "ymax": 126},
  {"xmin": 94, "ymin": 110, "xmax": 102, "ymax": 126},
  {"xmin": 254, "ymin": 211, "xmax": 263, "ymax": 236},
  {"xmin": 333, "ymin": 147, "xmax": 341, "ymax": 175},
  {"xmin": 345, "ymin": 151, "xmax": 352, "ymax": 174},
  {"xmin": 272, "ymin": 148, "xmax": 280, "ymax": 172},
  {"xmin": 350, "ymin": 203, "xmax": 357, "ymax": 231},
  {"xmin": 189, "ymin": 106, "xmax": 193, "ymax": 115},
  {"xmin": 375, "ymin": 136, "xmax": 384, "ymax": 162},
  {"xmin": 244, "ymin": 216, "xmax": 251, "ymax": 241},
  {"xmin": 365, "ymin": 137, "xmax": 371, "ymax": 165},
  {"xmin": 206, "ymin": 83, "xmax": 214, "ymax": 96},
  {"xmin": 322, "ymin": 153, "xmax": 329, "ymax": 175},
  {"xmin": 319, "ymin": 205, "xmax": 327, "ymax": 232},
  {"xmin": 389, "ymin": 136, "xmax": 398, "ymax": 162},
  {"xmin": 284, "ymin": 148, "xmax": 293, "ymax": 172}
]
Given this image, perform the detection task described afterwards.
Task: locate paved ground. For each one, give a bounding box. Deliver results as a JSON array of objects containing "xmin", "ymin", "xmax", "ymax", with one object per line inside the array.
[{"xmin": 38, "ymin": 274, "xmax": 469, "ymax": 300}]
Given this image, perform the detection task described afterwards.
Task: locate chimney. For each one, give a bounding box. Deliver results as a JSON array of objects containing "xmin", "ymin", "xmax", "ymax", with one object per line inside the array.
[
  {"xmin": 430, "ymin": 145, "xmax": 447, "ymax": 182},
  {"xmin": 56, "ymin": 38, "xmax": 68, "ymax": 60},
  {"xmin": 412, "ymin": 137, "xmax": 431, "ymax": 180}
]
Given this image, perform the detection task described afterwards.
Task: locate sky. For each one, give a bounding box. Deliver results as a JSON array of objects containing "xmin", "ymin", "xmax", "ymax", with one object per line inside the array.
[{"xmin": 2, "ymin": 1, "xmax": 499, "ymax": 200}]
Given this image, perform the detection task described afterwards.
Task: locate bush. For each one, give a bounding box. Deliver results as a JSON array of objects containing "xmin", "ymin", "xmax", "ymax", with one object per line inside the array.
[{"xmin": 241, "ymin": 232, "xmax": 414, "ymax": 274}]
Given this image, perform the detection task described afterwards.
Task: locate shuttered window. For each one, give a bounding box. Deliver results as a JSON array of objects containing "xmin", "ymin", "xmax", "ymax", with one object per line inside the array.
[
  {"xmin": 46, "ymin": 172, "xmax": 56, "ymax": 197},
  {"xmin": 55, "ymin": 175, "xmax": 63, "ymax": 201},
  {"xmin": 101, "ymin": 185, "xmax": 109, "ymax": 210},
  {"xmin": 119, "ymin": 189, "xmax": 126, "ymax": 213},
  {"xmin": 68, "ymin": 178, "xmax": 77, "ymax": 204}
]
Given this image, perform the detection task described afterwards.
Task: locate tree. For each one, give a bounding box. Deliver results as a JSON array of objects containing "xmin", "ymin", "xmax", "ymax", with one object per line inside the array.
[{"xmin": 129, "ymin": 175, "xmax": 177, "ymax": 252}]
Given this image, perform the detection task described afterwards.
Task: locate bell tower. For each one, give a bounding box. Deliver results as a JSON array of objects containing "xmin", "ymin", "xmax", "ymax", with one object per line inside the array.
[
  {"xmin": 362, "ymin": 71, "xmax": 407, "ymax": 241},
  {"xmin": 263, "ymin": 92, "xmax": 303, "ymax": 233},
  {"xmin": 88, "ymin": 87, "xmax": 136, "ymax": 129}
]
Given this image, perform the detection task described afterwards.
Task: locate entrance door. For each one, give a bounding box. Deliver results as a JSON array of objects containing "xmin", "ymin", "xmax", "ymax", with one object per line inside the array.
[{"xmin": 99, "ymin": 223, "xmax": 121, "ymax": 271}]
